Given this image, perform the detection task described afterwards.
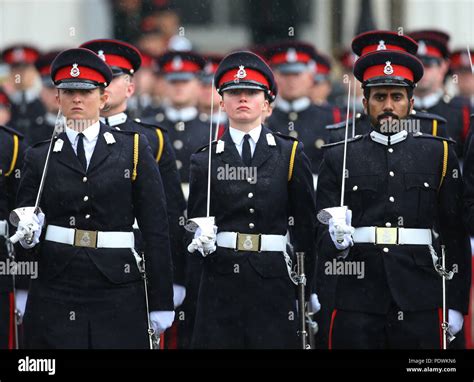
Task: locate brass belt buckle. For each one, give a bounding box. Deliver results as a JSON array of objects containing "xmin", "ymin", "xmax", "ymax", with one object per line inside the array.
[
  {"xmin": 375, "ymin": 227, "xmax": 398, "ymax": 245},
  {"xmin": 74, "ymin": 229, "xmax": 98, "ymax": 248},
  {"xmin": 236, "ymin": 233, "xmax": 261, "ymax": 252}
]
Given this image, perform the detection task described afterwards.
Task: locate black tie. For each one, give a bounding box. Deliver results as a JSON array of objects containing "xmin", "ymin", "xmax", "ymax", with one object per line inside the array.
[
  {"xmin": 77, "ymin": 133, "xmax": 87, "ymax": 170},
  {"xmin": 242, "ymin": 134, "xmax": 252, "ymax": 166}
]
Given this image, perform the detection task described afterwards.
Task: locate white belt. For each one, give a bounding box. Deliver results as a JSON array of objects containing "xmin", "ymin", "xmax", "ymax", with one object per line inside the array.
[
  {"xmin": 45, "ymin": 225, "xmax": 135, "ymax": 249},
  {"xmin": 216, "ymin": 232, "xmax": 287, "ymax": 252},
  {"xmin": 353, "ymin": 226, "xmax": 432, "ymax": 245},
  {"xmin": 0, "ymin": 220, "xmax": 7, "ymax": 238}
]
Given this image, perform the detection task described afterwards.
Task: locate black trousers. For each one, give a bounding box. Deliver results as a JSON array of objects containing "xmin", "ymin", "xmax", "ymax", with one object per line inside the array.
[
  {"xmin": 24, "ymin": 250, "xmax": 149, "ymax": 349},
  {"xmin": 192, "ymin": 259, "xmax": 298, "ymax": 349},
  {"xmin": 327, "ymin": 303, "xmax": 443, "ymax": 349}
]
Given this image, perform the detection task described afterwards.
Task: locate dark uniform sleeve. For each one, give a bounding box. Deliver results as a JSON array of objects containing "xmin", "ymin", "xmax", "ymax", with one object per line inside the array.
[
  {"xmin": 16, "ymin": 146, "xmax": 42, "ymax": 209},
  {"xmin": 158, "ymin": 132, "xmax": 187, "ymax": 285},
  {"xmin": 288, "ymin": 142, "xmax": 317, "ymax": 285},
  {"xmin": 465, "ymin": 129, "xmax": 474, "ymax": 233},
  {"xmin": 133, "ymin": 135, "xmax": 174, "ymax": 311},
  {"xmin": 438, "ymin": 143, "xmax": 471, "ymax": 314}
]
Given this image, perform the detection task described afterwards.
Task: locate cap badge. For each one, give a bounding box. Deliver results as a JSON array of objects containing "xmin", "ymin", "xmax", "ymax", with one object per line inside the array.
[
  {"xmin": 286, "ymin": 48, "xmax": 297, "ymax": 63},
  {"xmin": 98, "ymin": 50, "xmax": 106, "ymax": 62},
  {"xmin": 235, "ymin": 65, "xmax": 247, "ymax": 80},
  {"xmin": 12, "ymin": 48, "xmax": 25, "ymax": 61},
  {"xmin": 461, "ymin": 52, "xmax": 471, "ymax": 66},
  {"xmin": 70, "ymin": 63, "xmax": 80, "ymax": 77},
  {"xmin": 204, "ymin": 62, "xmax": 213, "ymax": 75},
  {"xmin": 383, "ymin": 61, "xmax": 394, "ymax": 75},
  {"xmin": 418, "ymin": 41, "xmax": 427, "ymax": 55},
  {"xmin": 172, "ymin": 56, "xmax": 183, "ymax": 70},
  {"xmin": 377, "ymin": 40, "xmax": 386, "ymax": 50}
]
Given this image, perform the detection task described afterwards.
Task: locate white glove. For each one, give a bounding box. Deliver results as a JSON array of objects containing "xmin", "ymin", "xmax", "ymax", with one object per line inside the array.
[
  {"xmin": 329, "ymin": 209, "xmax": 354, "ymax": 251},
  {"xmin": 173, "ymin": 284, "xmax": 186, "ymax": 308},
  {"xmin": 17, "ymin": 212, "xmax": 45, "ymax": 249},
  {"xmin": 448, "ymin": 309, "xmax": 464, "ymax": 336},
  {"xmin": 309, "ymin": 293, "xmax": 321, "ymax": 314},
  {"xmin": 15, "ymin": 289, "xmax": 28, "ymax": 320},
  {"xmin": 187, "ymin": 226, "xmax": 217, "ymax": 257},
  {"xmin": 149, "ymin": 310, "xmax": 175, "ymax": 335}
]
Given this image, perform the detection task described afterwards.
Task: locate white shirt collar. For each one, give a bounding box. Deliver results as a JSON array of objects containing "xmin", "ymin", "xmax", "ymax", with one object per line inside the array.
[
  {"xmin": 100, "ymin": 112, "xmax": 127, "ymax": 127},
  {"xmin": 414, "ymin": 89, "xmax": 444, "ymax": 110},
  {"xmin": 229, "ymin": 125, "xmax": 262, "ymax": 146},
  {"xmin": 275, "ymin": 97, "xmax": 311, "ymax": 113},
  {"xmin": 165, "ymin": 106, "xmax": 198, "ymax": 122},
  {"xmin": 370, "ymin": 129, "xmax": 408, "ymax": 146},
  {"xmin": 9, "ymin": 88, "xmax": 40, "ymax": 105},
  {"xmin": 65, "ymin": 120, "xmax": 101, "ymax": 144},
  {"xmin": 45, "ymin": 112, "xmax": 58, "ymax": 126}
]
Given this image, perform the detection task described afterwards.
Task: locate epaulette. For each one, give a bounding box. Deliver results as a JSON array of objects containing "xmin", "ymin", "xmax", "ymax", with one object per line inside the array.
[
  {"xmin": 412, "ymin": 132, "xmax": 456, "ymax": 144},
  {"xmin": 325, "ymin": 113, "xmax": 362, "ymax": 130},
  {"xmin": 274, "ymin": 131, "xmax": 298, "ymax": 141},
  {"xmin": 322, "ymin": 134, "xmax": 363, "ymax": 148},
  {"xmin": 196, "ymin": 140, "xmax": 218, "ymax": 153},
  {"xmin": 410, "ymin": 110, "xmax": 447, "ymax": 123},
  {"xmin": 31, "ymin": 138, "xmax": 52, "ymax": 148},
  {"xmin": 0, "ymin": 124, "xmax": 24, "ymax": 138},
  {"xmin": 111, "ymin": 128, "xmax": 135, "ymax": 135},
  {"xmin": 133, "ymin": 118, "xmax": 168, "ymax": 132}
]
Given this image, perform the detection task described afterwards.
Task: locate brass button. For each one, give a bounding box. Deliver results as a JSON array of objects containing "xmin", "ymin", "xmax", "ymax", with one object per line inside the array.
[
  {"xmin": 248, "ymin": 192, "xmax": 254, "ymax": 198},
  {"xmin": 249, "ymin": 223, "xmax": 255, "ymax": 229},
  {"xmin": 176, "ymin": 160, "xmax": 182, "ymax": 170},
  {"xmin": 424, "ymin": 182, "xmax": 429, "ymax": 188},
  {"xmin": 85, "ymin": 214, "xmax": 90, "ymax": 219},
  {"xmin": 389, "ymin": 171, "xmax": 394, "ymax": 177},
  {"xmin": 385, "ymin": 222, "xmax": 391, "ymax": 227},
  {"xmin": 83, "ymin": 196, "xmax": 89, "ymax": 202},
  {"xmin": 249, "ymin": 208, "xmax": 255, "ymax": 214},
  {"xmin": 383, "ymin": 247, "xmax": 389, "ymax": 253},
  {"xmin": 82, "ymin": 176, "xmax": 88, "ymax": 182},
  {"xmin": 389, "ymin": 196, "xmax": 395, "ymax": 202},
  {"xmin": 173, "ymin": 140, "xmax": 183, "ymax": 150},
  {"xmin": 289, "ymin": 112, "xmax": 298, "ymax": 121},
  {"xmin": 352, "ymin": 185, "xmax": 358, "ymax": 191},
  {"xmin": 388, "ymin": 148, "xmax": 394, "ymax": 153}
]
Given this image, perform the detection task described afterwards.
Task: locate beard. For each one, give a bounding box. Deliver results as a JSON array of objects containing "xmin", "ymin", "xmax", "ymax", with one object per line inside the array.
[{"xmin": 370, "ymin": 111, "xmax": 401, "ymax": 134}]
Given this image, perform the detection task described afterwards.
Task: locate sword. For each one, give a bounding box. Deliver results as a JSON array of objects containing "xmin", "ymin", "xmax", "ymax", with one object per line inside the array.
[
  {"xmin": 296, "ymin": 251, "xmax": 312, "ymax": 349},
  {"xmin": 435, "ymin": 245, "xmax": 455, "ymax": 349},
  {"xmin": 185, "ymin": 78, "xmax": 216, "ymax": 241},
  {"xmin": 138, "ymin": 250, "xmax": 160, "ymax": 349},
  {"xmin": 9, "ymin": 110, "xmax": 64, "ymax": 244},
  {"xmin": 317, "ymin": 81, "xmax": 352, "ymax": 230}
]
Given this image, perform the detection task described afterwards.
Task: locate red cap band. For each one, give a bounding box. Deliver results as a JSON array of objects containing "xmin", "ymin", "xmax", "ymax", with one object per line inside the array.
[
  {"xmin": 54, "ymin": 65, "xmax": 107, "ymax": 84},
  {"xmin": 4, "ymin": 48, "xmax": 39, "ymax": 65},
  {"xmin": 218, "ymin": 67, "xmax": 270, "ymax": 89},
  {"xmin": 39, "ymin": 65, "xmax": 51, "ymax": 76},
  {"xmin": 418, "ymin": 44, "xmax": 443, "ymax": 58},
  {"xmin": 162, "ymin": 60, "xmax": 201, "ymax": 73},
  {"xmin": 102, "ymin": 54, "xmax": 133, "ymax": 71},
  {"xmin": 316, "ymin": 64, "xmax": 330, "ymax": 75},
  {"xmin": 363, "ymin": 64, "xmax": 414, "ymax": 82},
  {"xmin": 269, "ymin": 51, "xmax": 312, "ymax": 65}
]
